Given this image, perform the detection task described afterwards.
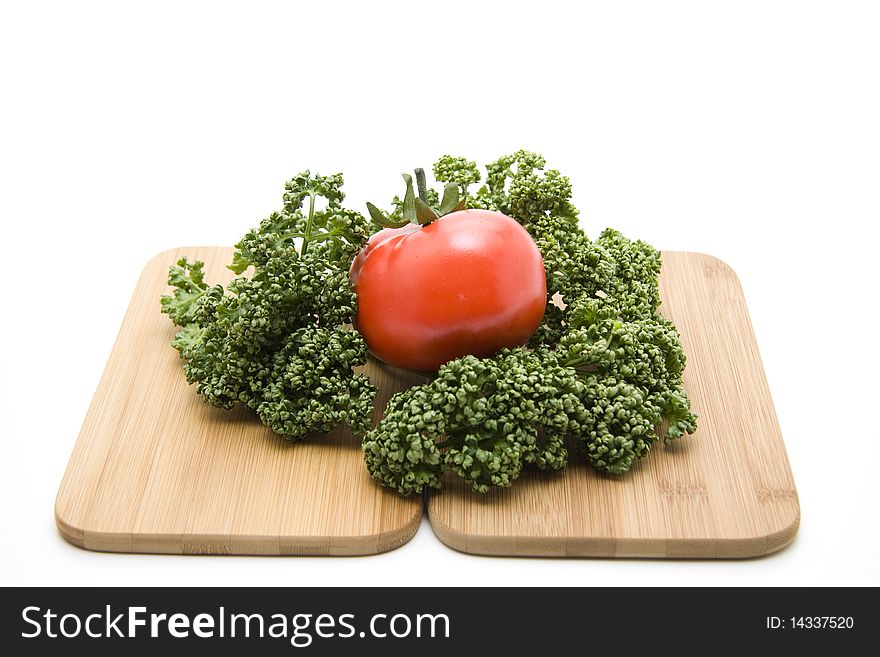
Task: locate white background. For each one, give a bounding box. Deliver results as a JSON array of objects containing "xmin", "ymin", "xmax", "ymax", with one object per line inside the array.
[{"xmin": 1, "ymin": 0, "xmax": 878, "ymax": 587}]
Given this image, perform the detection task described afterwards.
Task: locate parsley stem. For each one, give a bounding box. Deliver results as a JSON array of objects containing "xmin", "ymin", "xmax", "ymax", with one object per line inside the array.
[{"xmin": 300, "ymin": 190, "xmax": 317, "ymax": 256}]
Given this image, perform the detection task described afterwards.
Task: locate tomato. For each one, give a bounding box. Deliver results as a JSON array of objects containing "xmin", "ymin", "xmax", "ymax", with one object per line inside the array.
[{"xmin": 351, "ymin": 209, "xmax": 547, "ymax": 371}]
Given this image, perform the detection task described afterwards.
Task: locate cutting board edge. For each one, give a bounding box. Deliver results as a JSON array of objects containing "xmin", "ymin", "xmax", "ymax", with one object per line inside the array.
[
  {"xmin": 427, "ymin": 504, "xmax": 800, "ymax": 559},
  {"xmin": 55, "ymin": 502, "xmax": 422, "ymax": 557}
]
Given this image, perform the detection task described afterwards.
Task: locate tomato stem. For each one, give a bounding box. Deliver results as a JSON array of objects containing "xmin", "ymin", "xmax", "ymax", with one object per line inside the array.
[
  {"xmin": 415, "ymin": 168, "xmax": 429, "ymax": 203},
  {"xmin": 367, "ymin": 167, "xmax": 459, "ymax": 231}
]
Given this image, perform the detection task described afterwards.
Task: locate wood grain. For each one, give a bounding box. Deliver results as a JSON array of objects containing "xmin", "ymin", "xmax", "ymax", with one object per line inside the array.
[
  {"xmin": 55, "ymin": 247, "xmax": 423, "ymax": 555},
  {"xmin": 427, "ymin": 252, "xmax": 799, "ymax": 558}
]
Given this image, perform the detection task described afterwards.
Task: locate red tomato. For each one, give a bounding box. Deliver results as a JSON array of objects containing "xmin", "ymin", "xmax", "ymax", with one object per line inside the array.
[{"xmin": 351, "ymin": 209, "xmax": 547, "ymax": 371}]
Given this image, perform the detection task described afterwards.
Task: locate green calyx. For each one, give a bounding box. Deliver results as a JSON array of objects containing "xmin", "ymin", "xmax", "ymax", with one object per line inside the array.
[{"xmin": 367, "ymin": 168, "xmax": 466, "ymax": 229}]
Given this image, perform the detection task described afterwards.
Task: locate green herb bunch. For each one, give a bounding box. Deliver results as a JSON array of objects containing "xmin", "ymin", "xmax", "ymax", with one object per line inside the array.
[
  {"xmin": 161, "ymin": 172, "xmax": 375, "ymax": 440},
  {"xmin": 162, "ymin": 152, "xmax": 697, "ymax": 495}
]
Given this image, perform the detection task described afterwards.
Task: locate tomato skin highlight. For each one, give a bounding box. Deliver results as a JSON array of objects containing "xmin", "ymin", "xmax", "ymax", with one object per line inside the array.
[
  {"xmin": 349, "ymin": 223, "xmax": 419, "ymax": 285},
  {"xmin": 352, "ymin": 209, "xmax": 547, "ymax": 371}
]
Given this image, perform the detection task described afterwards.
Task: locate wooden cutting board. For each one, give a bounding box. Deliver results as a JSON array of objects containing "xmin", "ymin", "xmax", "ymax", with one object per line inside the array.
[
  {"xmin": 55, "ymin": 247, "xmax": 423, "ymax": 555},
  {"xmin": 428, "ymin": 252, "xmax": 799, "ymax": 558},
  {"xmin": 57, "ymin": 247, "xmax": 798, "ymax": 559}
]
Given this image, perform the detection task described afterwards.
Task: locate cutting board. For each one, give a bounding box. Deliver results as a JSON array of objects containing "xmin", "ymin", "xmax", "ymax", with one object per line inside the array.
[
  {"xmin": 56, "ymin": 247, "xmax": 798, "ymax": 559},
  {"xmin": 55, "ymin": 247, "xmax": 422, "ymax": 555},
  {"xmin": 428, "ymin": 252, "xmax": 799, "ymax": 558}
]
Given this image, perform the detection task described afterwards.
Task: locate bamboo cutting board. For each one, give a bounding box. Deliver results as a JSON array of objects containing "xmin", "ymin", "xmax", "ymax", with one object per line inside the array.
[
  {"xmin": 55, "ymin": 247, "xmax": 422, "ymax": 555},
  {"xmin": 428, "ymin": 252, "xmax": 799, "ymax": 558},
  {"xmin": 57, "ymin": 248, "xmax": 798, "ymax": 558}
]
